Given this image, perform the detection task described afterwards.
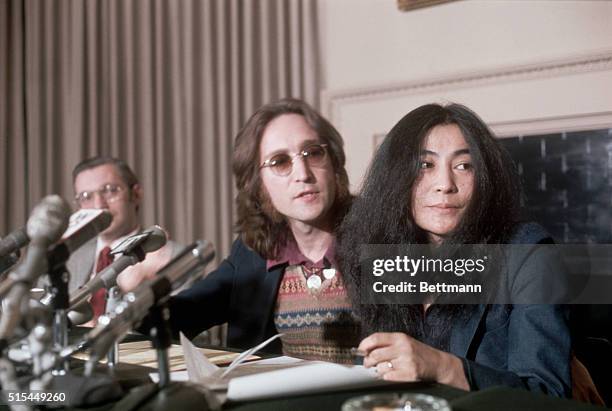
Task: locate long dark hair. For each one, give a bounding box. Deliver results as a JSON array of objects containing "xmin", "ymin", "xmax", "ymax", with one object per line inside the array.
[
  {"xmin": 338, "ymin": 103, "xmax": 522, "ymax": 342},
  {"xmin": 233, "ymin": 98, "xmax": 351, "ymax": 259}
]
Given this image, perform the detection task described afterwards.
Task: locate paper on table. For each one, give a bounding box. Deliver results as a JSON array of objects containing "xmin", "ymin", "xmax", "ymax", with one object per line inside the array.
[
  {"xmin": 220, "ymin": 333, "xmax": 283, "ymax": 378},
  {"xmin": 180, "ymin": 332, "xmax": 220, "ymax": 379},
  {"xmin": 73, "ymin": 339, "xmax": 250, "ymax": 371},
  {"xmin": 226, "ymin": 361, "xmax": 386, "ymax": 402},
  {"xmin": 178, "ymin": 333, "xmax": 390, "ymax": 403},
  {"xmin": 149, "ymin": 357, "xmax": 305, "ymax": 384},
  {"xmin": 149, "ymin": 370, "xmax": 187, "ymax": 383},
  {"xmin": 180, "ymin": 332, "xmax": 288, "ymax": 392}
]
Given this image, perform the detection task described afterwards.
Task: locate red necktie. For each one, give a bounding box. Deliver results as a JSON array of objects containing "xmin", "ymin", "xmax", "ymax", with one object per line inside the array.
[{"xmin": 90, "ymin": 246, "xmax": 114, "ymax": 322}]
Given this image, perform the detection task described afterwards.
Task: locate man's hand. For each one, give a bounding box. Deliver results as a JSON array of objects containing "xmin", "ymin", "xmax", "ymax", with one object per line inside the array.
[{"xmin": 116, "ymin": 243, "xmax": 173, "ymax": 292}]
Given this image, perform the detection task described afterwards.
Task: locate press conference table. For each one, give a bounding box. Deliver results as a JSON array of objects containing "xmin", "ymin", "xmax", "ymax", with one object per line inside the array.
[
  {"xmin": 70, "ymin": 339, "xmax": 608, "ymax": 411},
  {"xmin": 226, "ymin": 383, "xmax": 608, "ymax": 411}
]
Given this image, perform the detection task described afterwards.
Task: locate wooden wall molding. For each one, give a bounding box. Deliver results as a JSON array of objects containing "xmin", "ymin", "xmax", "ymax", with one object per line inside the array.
[{"xmin": 321, "ymin": 49, "xmax": 612, "ymax": 127}]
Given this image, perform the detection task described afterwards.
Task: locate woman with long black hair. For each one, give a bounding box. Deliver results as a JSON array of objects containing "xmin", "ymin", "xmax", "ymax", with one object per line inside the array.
[{"xmin": 338, "ymin": 103, "xmax": 571, "ymax": 396}]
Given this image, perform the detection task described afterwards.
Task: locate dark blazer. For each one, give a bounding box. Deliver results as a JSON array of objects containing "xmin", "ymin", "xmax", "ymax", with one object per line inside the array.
[
  {"xmin": 168, "ymin": 224, "xmax": 571, "ymax": 397},
  {"xmin": 168, "ymin": 239, "xmax": 284, "ymax": 353}
]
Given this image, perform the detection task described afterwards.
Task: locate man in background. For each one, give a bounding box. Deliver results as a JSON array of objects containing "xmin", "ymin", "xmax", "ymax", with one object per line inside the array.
[{"xmin": 68, "ymin": 156, "xmax": 181, "ymax": 324}]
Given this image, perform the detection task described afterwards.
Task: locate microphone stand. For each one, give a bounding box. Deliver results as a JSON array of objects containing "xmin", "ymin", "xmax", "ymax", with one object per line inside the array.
[
  {"xmin": 149, "ymin": 303, "xmax": 172, "ymax": 388},
  {"xmin": 109, "ymin": 301, "xmax": 217, "ymax": 411},
  {"xmin": 46, "ymin": 261, "xmax": 70, "ymax": 373},
  {"xmin": 44, "ymin": 263, "xmax": 124, "ymax": 408},
  {"xmin": 106, "ymin": 286, "xmax": 122, "ymax": 370}
]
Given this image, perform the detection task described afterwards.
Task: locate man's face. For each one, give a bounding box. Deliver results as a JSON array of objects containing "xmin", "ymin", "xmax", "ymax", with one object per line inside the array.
[
  {"xmin": 258, "ymin": 113, "xmax": 336, "ymax": 231},
  {"xmin": 74, "ymin": 164, "xmax": 141, "ymax": 241}
]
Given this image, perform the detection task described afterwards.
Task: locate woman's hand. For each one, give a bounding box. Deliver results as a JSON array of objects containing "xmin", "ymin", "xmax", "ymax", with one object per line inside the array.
[{"xmin": 358, "ymin": 332, "xmax": 469, "ymax": 390}]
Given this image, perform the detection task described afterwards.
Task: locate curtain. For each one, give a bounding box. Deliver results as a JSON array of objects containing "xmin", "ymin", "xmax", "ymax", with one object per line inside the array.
[{"xmin": 0, "ymin": 0, "xmax": 321, "ymax": 265}]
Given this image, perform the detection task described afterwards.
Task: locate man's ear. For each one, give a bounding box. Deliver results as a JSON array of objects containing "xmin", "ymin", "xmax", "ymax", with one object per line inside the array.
[{"xmin": 130, "ymin": 184, "xmax": 144, "ymax": 208}]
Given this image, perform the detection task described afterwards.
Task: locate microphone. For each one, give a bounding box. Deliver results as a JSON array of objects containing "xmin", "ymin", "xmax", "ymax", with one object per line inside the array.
[
  {"xmin": 0, "ymin": 196, "xmax": 71, "ymax": 297},
  {"xmin": 0, "ymin": 227, "xmax": 29, "ymax": 259},
  {"xmin": 0, "ymin": 229, "xmax": 28, "ymax": 276},
  {"xmin": 0, "ymin": 195, "xmax": 71, "ymax": 344},
  {"xmin": 27, "ymin": 196, "xmax": 71, "ymax": 246},
  {"xmin": 0, "ymin": 250, "xmax": 20, "ymax": 277},
  {"xmin": 65, "ymin": 241, "xmax": 215, "ymax": 362},
  {"xmin": 68, "ymin": 225, "xmax": 168, "ymax": 317},
  {"xmin": 46, "ymin": 209, "xmax": 113, "ymax": 272}
]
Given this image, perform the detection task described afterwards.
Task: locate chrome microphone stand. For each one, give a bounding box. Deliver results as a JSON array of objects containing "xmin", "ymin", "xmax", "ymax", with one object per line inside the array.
[
  {"xmin": 46, "ymin": 261, "xmax": 71, "ymax": 373},
  {"xmin": 105, "ymin": 286, "xmax": 122, "ymax": 370}
]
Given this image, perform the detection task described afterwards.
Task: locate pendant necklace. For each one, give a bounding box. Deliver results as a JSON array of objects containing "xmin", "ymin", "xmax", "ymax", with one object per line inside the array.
[{"xmin": 302, "ymin": 265, "xmax": 336, "ymax": 290}]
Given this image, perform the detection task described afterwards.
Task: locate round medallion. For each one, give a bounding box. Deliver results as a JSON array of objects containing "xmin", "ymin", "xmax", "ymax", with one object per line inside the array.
[
  {"xmin": 322, "ymin": 268, "xmax": 336, "ymax": 280},
  {"xmin": 306, "ymin": 274, "xmax": 322, "ymax": 289}
]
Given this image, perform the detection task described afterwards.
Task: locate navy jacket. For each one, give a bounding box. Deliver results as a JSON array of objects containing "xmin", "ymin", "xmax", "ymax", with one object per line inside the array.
[
  {"xmin": 168, "ymin": 239, "xmax": 284, "ymax": 353},
  {"xmin": 168, "ymin": 224, "xmax": 571, "ymax": 396}
]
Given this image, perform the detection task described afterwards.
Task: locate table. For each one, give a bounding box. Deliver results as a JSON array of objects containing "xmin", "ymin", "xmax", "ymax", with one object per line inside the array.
[
  {"xmin": 103, "ymin": 342, "xmax": 607, "ymax": 411},
  {"xmin": 7, "ymin": 339, "xmax": 603, "ymax": 411},
  {"xmin": 73, "ymin": 340, "xmax": 255, "ymax": 372},
  {"xmin": 225, "ymin": 383, "xmax": 608, "ymax": 411}
]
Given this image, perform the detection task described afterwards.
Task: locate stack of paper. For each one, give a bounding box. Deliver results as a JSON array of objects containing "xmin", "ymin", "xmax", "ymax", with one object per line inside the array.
[
  {"xmin": 178, "ymin": 333, "xmax": 389, "ymax": 403},
  {"xmin": 74, "ymin": 340, "xmax": 258, "ymax": 371}
]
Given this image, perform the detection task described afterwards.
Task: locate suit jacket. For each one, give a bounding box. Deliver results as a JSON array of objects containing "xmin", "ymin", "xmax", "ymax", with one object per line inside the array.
[
  {"xmin": 168, "ymin": 224, "xmax": 571, "ymax": 396},
  {"xmin": 66, "ymin": 235, "xmax": 183, "ymax": 293},
  {"xmin": 66, "ymin": 237, "xmax": 97, "ymax": 293}
]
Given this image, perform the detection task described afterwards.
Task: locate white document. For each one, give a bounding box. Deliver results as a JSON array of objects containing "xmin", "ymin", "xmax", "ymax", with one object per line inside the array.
[
  {"xmin": 149, "ymin": 356, "xmax": 305, "ymax": 384},
  {"xmin": 226, "ymin": 361, "xmax": 385, "ymax": 402},
  {"xmin": 180, "ymin": 332, "xmax": 220, "ymax": 379},
  {"xmin": 174, "ymin": 332, "xmax": 389, "ymax": 403}
]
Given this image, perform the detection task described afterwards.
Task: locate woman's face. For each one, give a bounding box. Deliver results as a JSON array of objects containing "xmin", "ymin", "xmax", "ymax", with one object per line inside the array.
[
  {"xmin": 410, "ymin": 124, "xmax": 474, "ymax": 243},
  {"xmin": 258, "ymin": 113, "xmax": 336, "ymax": 230}
]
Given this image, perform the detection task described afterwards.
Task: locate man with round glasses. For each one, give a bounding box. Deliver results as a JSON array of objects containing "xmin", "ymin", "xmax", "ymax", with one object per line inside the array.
[
  {"xmin": 165, "ymin": 98, "xmax": 360, "ymax": 361},
  {"xmin": 68, "ymin": 156, "xmax": 179, "ymax": 324},
  {"xmin": 259, "ymin": 143, "xmax": 328, "ymax": 176}
]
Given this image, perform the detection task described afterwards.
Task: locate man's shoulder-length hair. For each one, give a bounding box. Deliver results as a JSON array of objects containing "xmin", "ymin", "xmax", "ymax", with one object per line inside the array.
[{"xmin": 232, "ymin": 98, "xmax": 351, "ymax": 260}]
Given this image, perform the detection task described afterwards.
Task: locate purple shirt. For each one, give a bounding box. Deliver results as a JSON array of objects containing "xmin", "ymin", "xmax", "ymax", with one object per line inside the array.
[{"xmin": 266, "ymin": 237, "xmax": 338, "ymax": 271}]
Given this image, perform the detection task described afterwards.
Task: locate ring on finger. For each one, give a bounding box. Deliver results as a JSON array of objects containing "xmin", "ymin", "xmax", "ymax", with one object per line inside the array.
[{"xmin": 386, "ymin": 361, "xmax": 393, "ymax": 369}]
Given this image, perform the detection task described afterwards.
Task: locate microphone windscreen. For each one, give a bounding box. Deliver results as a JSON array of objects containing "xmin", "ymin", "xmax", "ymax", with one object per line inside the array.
[
  {"xmin": 26, "ymin": 195, "xmax": 71, "ymax": 245},
  {"xmin": 0, "ymin": 227, "xmax": 28, "ymax": 257},
  {"xmin": 140, "ymin": 225, "xmax": 168, "ymax": 253}
]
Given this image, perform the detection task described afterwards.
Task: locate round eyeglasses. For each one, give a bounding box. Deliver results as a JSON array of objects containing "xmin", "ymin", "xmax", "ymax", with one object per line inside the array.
[
  {"xmin": 259, "ymin": 144, "xmax": 329, "ymax": 176},
  {"xmin": 74, "ymin": 183, "xmax": 125, "ymax": 207}
]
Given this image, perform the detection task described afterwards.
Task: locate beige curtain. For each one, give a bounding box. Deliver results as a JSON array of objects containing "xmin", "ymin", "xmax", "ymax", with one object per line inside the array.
[{"xmin": 1, "ymin": 0, "xmax": 321, "ymax": 264}]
